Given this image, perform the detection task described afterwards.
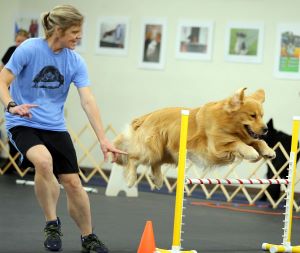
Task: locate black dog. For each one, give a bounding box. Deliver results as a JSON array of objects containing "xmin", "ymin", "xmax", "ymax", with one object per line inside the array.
[{"xmin": 261, "ymin": 119, "xmax": 299, "ymax": 201}]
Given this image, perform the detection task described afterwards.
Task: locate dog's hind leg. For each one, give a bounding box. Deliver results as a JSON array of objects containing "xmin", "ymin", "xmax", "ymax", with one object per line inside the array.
[
  {"xmin": 151, "ymin": 163, "xmax": 163, "ymax": 189},
  {"xmin": 125, "ymin": 158, "xmax": 138, "ymax": 188}
]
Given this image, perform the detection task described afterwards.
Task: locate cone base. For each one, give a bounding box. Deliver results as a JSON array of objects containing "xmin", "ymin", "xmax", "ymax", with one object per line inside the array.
[
  {"xmin": 262, "ymin": 243, "xmax": 300, "ymax": 253},
  {"xmin": 156, "ymin": 248, "xmax": 197, "ymax": 253}
]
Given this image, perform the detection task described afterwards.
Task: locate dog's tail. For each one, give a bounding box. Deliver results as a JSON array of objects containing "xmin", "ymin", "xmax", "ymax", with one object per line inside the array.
[
  {"xmin": 114, "ymin": 114, "xmax": 150, "ymax": 165},
  {"xmin": 131, "ymin": 112, "xmax": 151, "ymax": 130},
  {"xmin": 113, "ymin": 125, "xmax": 132, "ymax": 165}
]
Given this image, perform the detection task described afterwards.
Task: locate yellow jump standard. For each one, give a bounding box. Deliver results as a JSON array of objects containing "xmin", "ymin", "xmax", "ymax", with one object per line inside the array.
[
  {"xmin": 156, "ymin": 110, "xmax": 196, "ymax": 253},
  {"xmin": 262, "ymin": 116, "xmax": 300, "ymax": 253}
]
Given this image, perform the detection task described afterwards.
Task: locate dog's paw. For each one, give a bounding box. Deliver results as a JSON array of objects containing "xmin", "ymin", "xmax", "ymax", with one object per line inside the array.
[
  {"xmin": 249, "ymin": 156, "xmax": 262, "ymax": 163},
  {"xmin": 126, "ymin": 171, "xmax": 137, "ymax": 188},
  {"xmin": 241, "ymin": 148, "xmax": 260, "ymax": 161},
  {"xmin": 152, "ymin": 175, "xmax": 164, "ymax": 189},
  {"xmin": 262, "ymin": 148, "xmax": 276, "ymax": 160}
]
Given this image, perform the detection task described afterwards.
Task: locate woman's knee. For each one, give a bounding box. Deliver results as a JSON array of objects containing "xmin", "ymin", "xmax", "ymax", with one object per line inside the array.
[
  {"xmin": 60, "ymin": 174, "xmax": 82, "ymax": 192},
  {"xmin": 26, "ymin": 145, "xmax": 53, "ymax": 174},
  {"xmin": 33, "ymin": 155, "xmax": 53, "ymax": 174}
]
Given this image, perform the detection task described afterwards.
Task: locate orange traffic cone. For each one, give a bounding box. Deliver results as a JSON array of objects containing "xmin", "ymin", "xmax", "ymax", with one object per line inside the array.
[{"xmin": 137, "ymin": 220, "xmax": 156, "ymax": 253}]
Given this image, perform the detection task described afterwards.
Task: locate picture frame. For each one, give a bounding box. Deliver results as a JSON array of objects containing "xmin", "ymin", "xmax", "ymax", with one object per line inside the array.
[
  {"xmin": 175, "ymin": 20, "xmax": 214, "ymax": 61},
  {"xmin": 224, "ymin": 22, "xmax": 264, "ymax": 64},
  {"xmin": 274, "ymin": 23, "xmax": 300, "ymax": 80},
  {"xmin": 138, "ymin": 18, "xmax": 167, "ymax": 70},
  {"xmin": 95, "ymin": 16, "xmax": 129, "ymax": 56}
]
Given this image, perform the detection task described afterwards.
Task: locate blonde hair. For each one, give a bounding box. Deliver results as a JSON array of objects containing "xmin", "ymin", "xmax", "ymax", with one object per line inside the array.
[{"xmin": 41, "ymin": 5, "xmax": 83, "ymax": 39}]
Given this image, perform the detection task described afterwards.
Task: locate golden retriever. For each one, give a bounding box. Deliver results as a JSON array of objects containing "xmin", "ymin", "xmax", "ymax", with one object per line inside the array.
[{"xmin": 114, "ymin": 88, "xmax": 276, "ymax": 188}]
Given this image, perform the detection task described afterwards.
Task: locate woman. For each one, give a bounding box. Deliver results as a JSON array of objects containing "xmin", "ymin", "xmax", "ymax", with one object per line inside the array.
[
  {"xmin": 0, "ymin": 5, "xmax": 125, "ymax": 253},
  {"xmin": 0, "ymin": 29, "xmax": 29, "ymax": 71}
]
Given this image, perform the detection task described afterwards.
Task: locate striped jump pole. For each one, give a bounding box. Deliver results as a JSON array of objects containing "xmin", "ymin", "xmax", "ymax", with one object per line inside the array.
[
  {"xmin": 185, "ymin": 178, "xmax": 290, "ymax": 185},
  {"xmin": 156, "ymin": 110, "xmax": 197, "ymax": 253},
  {"xmin": 262, "ymin": 116, "xmax": 300, "ymax": 253}
]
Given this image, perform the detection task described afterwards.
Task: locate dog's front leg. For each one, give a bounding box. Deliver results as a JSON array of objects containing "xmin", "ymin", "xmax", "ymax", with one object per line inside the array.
[
  {"xmin": 234, "ymin": 142, "xmax": 260, "ymax": 161},
  {"xmin": 251, "ymin": 140, "xmax": 276, "ymax": 159}
]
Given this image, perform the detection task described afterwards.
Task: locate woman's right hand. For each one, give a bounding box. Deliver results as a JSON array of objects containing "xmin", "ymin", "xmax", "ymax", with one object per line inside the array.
[{"xmin": 8, "ymin": 104, "xmax": 38, "ymax": 118}]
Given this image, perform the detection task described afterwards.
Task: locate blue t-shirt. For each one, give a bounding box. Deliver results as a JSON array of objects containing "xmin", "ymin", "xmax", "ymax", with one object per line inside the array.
[{"xmin": 5, "ymin": 38, "xmax": 90, "ymax": 131}]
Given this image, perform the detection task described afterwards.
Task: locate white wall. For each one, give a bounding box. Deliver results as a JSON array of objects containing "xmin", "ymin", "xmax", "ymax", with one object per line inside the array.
[
  {"xmin": 1, "ymin": 0, "xmax": 300, "ymax": 134},
  {"xmin": 1, "ymin": 0, "xmax": 300, "ymax": 175}
]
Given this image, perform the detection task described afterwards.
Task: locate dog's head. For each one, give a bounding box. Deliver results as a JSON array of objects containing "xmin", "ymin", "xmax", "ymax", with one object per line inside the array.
[{"xmin": 223, "ymin": 87, "xmax": 268, "ymax": 140}]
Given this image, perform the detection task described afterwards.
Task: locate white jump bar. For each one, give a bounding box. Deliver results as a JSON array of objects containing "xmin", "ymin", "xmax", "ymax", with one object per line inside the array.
[{"xmin": 185, "ymin": 178, "xmax": 290, "ymax": 185}]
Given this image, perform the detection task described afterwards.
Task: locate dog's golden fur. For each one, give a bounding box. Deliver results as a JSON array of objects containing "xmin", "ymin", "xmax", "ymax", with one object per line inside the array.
[{"xmin": 114, "ymin": 88, "xmax": 276, "ymax": 188}]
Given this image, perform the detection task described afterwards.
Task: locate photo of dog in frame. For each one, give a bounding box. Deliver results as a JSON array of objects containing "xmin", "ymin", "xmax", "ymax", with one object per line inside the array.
[{"xmin": 114, "ymin": 88, "xmax": 276, "ymax": 188}]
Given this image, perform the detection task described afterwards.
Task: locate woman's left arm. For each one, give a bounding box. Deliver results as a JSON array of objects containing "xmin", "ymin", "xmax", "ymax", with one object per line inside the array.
[{"xmin": 77, "ymin": 86, "xmax": 126, "ymax": 161}]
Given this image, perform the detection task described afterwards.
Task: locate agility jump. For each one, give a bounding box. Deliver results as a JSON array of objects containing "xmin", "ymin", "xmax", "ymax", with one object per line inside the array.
[
  {"xmin": 155, "ymin": 111, "xmax": 300, "ymax": 253},
  {"xmin": 261, "ymin": 116, "xmax": 300, "ymax": 253}
]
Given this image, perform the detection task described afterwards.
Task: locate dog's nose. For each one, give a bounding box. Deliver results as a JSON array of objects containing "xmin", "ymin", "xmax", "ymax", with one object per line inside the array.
[{"xmin": 262, "ymin": 127, "xmax": 268, "ymax": 135}]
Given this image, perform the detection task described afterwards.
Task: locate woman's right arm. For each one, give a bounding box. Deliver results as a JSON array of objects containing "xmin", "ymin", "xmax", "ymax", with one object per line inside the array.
[
  {"xmin": 0, "ymin": 68, "xmax": 15, "ymax": 108},
  {"xmin": 0, "ymin": 68, "xmax": 37, "ymax": 117}
]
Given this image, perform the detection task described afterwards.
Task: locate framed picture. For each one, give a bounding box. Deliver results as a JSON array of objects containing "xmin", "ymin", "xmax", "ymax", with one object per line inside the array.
[
  {"xmin": 274, "ymin": 23, "xmax": 300, "ymax": 79},
  {"xmin": 96, "ymin": 16, "xmax": 129, "ymax": 56},
  {"xmin": 138, "ymin": 18, "xmax": 167, "ymax": 70},
  {"xmin": 175, "ymin": 20, "xmax": 214, "ymax": 61},
  {"xmin": 224, "ymin": 22, "xmax": 264, "ymax": 64},
  {"xmin": 15, "ymin": 15, "xmax": 40, "ymax": 39}
]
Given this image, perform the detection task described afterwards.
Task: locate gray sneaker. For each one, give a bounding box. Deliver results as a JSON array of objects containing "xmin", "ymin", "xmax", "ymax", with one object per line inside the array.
[
  {"xmin": 44, "ymin": 218, "xmax": 63, "ymax": 251},
  {"xmin": 81, "ymin": 234, "xmax": 109, "ymax": 253}
]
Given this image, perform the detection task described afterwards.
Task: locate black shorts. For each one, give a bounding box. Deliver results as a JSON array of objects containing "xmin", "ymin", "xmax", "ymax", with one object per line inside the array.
[{"xmin": 7, "ymin": 126, "xmax": 79, "ymax": 175}]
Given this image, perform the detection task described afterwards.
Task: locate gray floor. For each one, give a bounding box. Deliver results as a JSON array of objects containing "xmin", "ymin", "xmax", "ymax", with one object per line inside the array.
[{"xmin": 0, "ymin": 174, "xmax": 300, "ymax": 253}]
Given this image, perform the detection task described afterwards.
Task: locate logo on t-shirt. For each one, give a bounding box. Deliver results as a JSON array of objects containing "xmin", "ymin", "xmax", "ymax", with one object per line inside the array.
[{"xmin": 32, "ymin": 65, "xmax": 64, "ymax": 89}]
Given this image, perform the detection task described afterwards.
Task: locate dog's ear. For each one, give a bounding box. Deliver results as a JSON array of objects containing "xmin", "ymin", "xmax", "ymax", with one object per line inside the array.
[
  {"xmin": 251, "ymin": 89, "xmax": 265, "ymax": 103},
  {"xmin": 267, "ymin": 118, "xmax": 274, "ymax": 130},
  {"xmin": 224, "ymin": 87, "xmax": 247, "ymax": 112}
]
